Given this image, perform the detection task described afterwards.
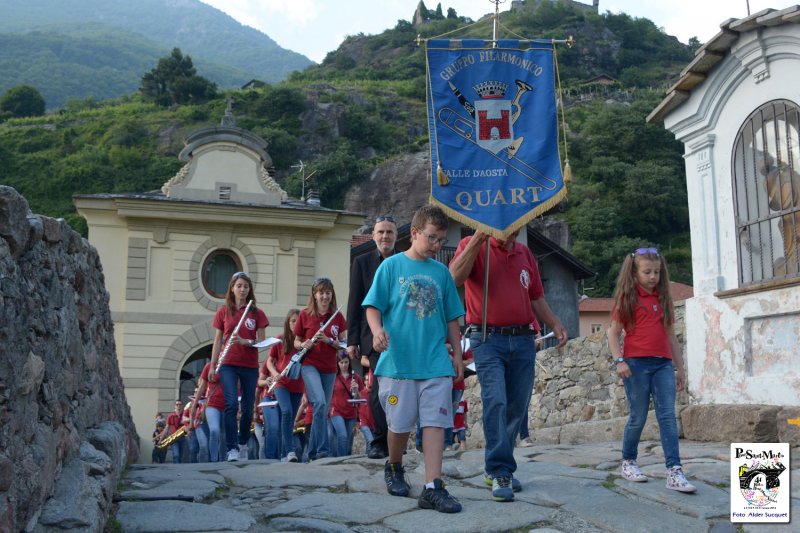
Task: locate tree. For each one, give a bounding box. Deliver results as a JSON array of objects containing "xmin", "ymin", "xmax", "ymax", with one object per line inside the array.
[
  {"xmin": 0, "ymin": 85, "xmax": 46, "ymax": 118},
  {"xmin": 140, "ymin": 48, "xmax": 217, "ymax": 106}
]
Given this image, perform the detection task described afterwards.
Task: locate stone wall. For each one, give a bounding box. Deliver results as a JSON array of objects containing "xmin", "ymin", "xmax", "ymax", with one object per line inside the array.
[
  {"xmin": 463, "ymin": 305, "xmax": 690, "ymax": 447},
  {"xmin": 0, "ymin": 187, "xmax": 138, "ymax": 533}
]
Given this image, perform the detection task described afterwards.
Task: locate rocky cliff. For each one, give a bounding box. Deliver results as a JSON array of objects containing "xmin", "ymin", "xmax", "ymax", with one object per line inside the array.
[{"xmin": 0, "ymin": 186, "xmax": 138, "ymax": 533}]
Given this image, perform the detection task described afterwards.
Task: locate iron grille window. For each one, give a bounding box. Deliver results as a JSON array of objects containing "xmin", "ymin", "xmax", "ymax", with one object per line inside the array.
[{"xmin": 732, "ymin": 100, "xmax": 800, "ymax": 285}]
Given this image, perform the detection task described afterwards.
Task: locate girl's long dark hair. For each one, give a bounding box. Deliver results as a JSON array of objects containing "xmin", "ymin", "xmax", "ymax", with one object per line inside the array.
[
  {"xmin": 282, "ymin": 308, "xmax": 300, "ymax": 354},
  {"xmin": 225, "ymin": 272, "xmax": 257, "ymax": 315},
  {"xmin": 611, "ymin": 251, "xmax": 674, "ymax": 332}
]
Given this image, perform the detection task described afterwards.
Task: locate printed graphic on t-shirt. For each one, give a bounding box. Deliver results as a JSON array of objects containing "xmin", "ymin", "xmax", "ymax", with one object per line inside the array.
[
  {"xmin": 331, "ymin": 325, "xmax": 340, "ymax": 337},
  {"xmin": 520, "ymin": 269, "xmax": 530, "ymax": 289},
  {"xmin": 399, "ymin": 275, "xmax": 441, "ymax": 320},
  {"xmin": 245, "ymin": 317, "xmax": 256, "ymax": 330}
]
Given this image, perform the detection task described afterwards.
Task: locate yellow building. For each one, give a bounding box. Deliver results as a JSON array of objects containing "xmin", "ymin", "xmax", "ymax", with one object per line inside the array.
[{"xmin": 74, "ymin": 108, "xmax": 362, "ymax": 461}]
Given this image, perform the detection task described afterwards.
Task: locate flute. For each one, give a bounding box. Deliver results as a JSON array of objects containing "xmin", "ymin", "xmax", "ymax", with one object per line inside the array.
[
  {"xmin": 215, "ymin": 300, "xmax": 253, "ymax": 373},
  {"xmin": 267, "ymin": 304, "xmax": 343, "ymax": 393}
]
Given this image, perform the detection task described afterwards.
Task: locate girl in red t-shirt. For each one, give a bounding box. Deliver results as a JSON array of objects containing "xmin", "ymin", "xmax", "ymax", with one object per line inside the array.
[
  {"xmin": 329, "ymin": 353, "xmax": 365, "ymax": 456},
  {"xmin": 608, "ymin": 249, "xmax": 694, "ymax": 493},
  {"xmin": 209, "ymin": 272, "xmax": 268, "ymax": 462},
  {"xmin": 292, "ymin": 277, "xmax": 347, "ymax": 460},
  {"xmin": 263, "ymin": 309, "xmax": 304, "ymax": 462}
]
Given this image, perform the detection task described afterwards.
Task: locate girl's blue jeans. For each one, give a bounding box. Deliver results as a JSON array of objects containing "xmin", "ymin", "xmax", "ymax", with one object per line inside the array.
[
  {"xmin": 622, "ymin": 356, "xmax": 681, "ymax": 468},
  {"xmin": 261, "ymin": 405, "xmax": 281, "ymax": 459},
  {"xmin": 300, "ymin": 365, "xmax": 335, "ymax": 459},
  {"xmin": 220, "ymin": 364, "xmax": 259, "ymax": 452},
  {"xmin": 328, "ymin": 415, "xmax": 357, "ymax": 456},
  {"xmin": 274, "ymin": 387, "xmax": 303, "ymax": 460},
  {"xmin": 204, "ymin": 407, "xmax": 223, "ymax": 462}
]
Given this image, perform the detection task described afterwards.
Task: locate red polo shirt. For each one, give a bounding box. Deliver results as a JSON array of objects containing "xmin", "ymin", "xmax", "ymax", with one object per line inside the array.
[
  {"xmin": 618, "ymin": 285, "xmax": 671, "ymax": 358},
  {"xmin": 454, "ymin": 236, "xmax": 544, "ymax": 326}
]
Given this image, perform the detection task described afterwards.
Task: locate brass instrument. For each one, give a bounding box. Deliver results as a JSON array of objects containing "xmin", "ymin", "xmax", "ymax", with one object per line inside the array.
[
  {"xmin": 156, "ymin": 425, "xmax": 187, "ymax": 449},
  {"xmin": 215, "ymin": 300, "xmax": 253, "ymax": 372}
]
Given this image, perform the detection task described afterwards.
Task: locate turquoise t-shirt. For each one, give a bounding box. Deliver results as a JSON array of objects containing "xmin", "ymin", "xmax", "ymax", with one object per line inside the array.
[{"xmin": 362, "ymin": 253, "xmax": 465, "ymax": 379}]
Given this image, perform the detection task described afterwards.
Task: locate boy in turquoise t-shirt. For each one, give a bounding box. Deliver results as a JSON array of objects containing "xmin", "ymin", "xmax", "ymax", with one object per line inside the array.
[{"xmin": 363, "ymin": 204, "xmax": 464, "ymax": 513}]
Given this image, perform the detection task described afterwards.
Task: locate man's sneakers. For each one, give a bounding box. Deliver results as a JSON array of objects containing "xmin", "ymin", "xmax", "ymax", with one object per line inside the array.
[
  {"xmin": 384, "ymin": 461, "xmax": 411, "ymax": 497},
  {"xmin": 491, "ymin": 476, "xmax": 514, "ymax": 502},
  {"xmin": 225, "ymin": 448, "xmax": 239, "ymax": 462},
  {"xmin": 483, "ymin": 471, "xmax": 522, "ymax": 494},
  {"xmin": 418, "ymin": 479, "xmax": 462, "ymax": 513},
  {"xmin": 518, "ymin": 436, "xmax": 534, "ymax": 448},
  {"xmin": 286, "ymin": 451, "xmax": 298, "ymax": 463},
  {"xmin": 666, "ymin": 466, "xmax": 697, "ymax": 493},
  {"xmin": 620, "ymin": 459, "xmax": 647, "ymax": 482}
]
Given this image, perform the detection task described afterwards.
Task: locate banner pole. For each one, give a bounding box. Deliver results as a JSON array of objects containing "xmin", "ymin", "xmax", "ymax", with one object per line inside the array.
[{"xmin": 481, "ymin": 238, "xmax": 490, "ymax": 342}]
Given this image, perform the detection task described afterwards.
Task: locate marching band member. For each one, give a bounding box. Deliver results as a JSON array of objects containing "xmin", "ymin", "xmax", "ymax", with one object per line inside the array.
[
  {"xmin": 208, "ymin": 272, "xmax": 268, "ymax": 462},
  {"xmin": 191, "ymin": 361, "xmax": 225, "ymax": 462},
  {"xmin": 293, "ymin": 278, "xmax": 347, "ymax": 461},
  {"xmin": 328, "ymin": 352, "xmax": 364, "ymax": 457},
  {"xmin": 262, "ymin": 308, "xmax": 304, "ymax": 462}
]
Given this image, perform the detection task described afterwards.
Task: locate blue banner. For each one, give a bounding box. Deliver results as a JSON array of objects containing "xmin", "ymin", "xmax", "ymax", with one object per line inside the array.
[{"xmin": 426, "ymin": 39, "xmax": 566, "ymax": 238}]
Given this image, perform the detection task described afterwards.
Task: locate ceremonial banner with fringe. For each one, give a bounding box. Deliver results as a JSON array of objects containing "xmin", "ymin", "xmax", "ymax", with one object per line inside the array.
[{"xmin": 426, "ymin": 39, "xmax": 566, "ymax": 238}]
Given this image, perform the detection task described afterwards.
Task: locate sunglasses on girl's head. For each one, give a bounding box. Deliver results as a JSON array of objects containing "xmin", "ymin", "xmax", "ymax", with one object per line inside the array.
[
  {"xmin": 231, "ymin": 271, "xmax": 248, "ymax": 279},
  {"xmin": 632, "ymin": 247, "xmax": 659, "ymax": 257},
  {"xmin": 314, "ymin": 277, "xmax": 331, "ymax": 284}
]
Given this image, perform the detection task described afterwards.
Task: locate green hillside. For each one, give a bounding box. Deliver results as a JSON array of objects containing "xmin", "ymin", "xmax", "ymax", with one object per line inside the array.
[
  {"xmin": 0, "ymin": 0, "xmax": 312, "ymax": 107},
  {"xmin": 0, "ymin": 0, "xmax": 695, "ymax": 294}
]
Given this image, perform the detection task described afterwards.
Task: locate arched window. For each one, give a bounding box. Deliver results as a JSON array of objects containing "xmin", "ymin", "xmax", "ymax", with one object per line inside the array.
[
  {"xmin": 732, "ymin": 100, "xmax": 800, "ymax": 285},
  {"xmin": 201, "ymin": 250, "xmax": 241, "ymax": 298}
]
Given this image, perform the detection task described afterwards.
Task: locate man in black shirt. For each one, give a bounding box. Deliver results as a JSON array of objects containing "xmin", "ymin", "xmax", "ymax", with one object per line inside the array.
[{"xmin": 347, "ymin": 214, "xmax": 398, "ymax": 459}]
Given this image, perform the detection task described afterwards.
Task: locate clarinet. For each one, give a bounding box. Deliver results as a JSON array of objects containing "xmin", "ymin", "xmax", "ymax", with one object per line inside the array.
[
  {"xmin": 350, "ymin": 370, "xmax": 359, "ymax": 399},
  {"xmin": 215, "ymin": 300, "xmax": 253, "ymax": 373}
]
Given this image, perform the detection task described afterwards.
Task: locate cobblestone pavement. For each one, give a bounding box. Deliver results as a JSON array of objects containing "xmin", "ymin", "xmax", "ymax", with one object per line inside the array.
[{"xmin": 114, "ymin": 441, "xmax": 799, "ymax": 532}]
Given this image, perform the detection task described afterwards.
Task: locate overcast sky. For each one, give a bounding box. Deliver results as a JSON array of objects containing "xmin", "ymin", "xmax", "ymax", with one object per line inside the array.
[{"xmin": 199, "ymin": 1, "xmax": 798, "ymax": 63}]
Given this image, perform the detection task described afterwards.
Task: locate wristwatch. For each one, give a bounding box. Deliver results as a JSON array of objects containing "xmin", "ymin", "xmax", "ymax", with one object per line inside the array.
[{"xmin": 615, "ymin": 357, "xmax": 625, "ymax": 364}]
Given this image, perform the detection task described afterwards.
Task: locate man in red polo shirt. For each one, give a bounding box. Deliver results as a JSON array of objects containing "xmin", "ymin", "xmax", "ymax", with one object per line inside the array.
[{"xmin": 450, "ymin": 229, "xmax": 567, "ymax": 502}]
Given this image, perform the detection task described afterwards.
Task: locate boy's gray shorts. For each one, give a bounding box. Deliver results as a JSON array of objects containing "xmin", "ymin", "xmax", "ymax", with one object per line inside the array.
[{"xmin": 377, "ymin": 376, "xmax": 453, "ymax": 434}]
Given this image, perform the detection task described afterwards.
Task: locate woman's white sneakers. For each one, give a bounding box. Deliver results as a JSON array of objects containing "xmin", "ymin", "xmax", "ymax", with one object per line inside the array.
[
  {"xmin": 666, "ymin": 466, "xmax": 697, "ymax": 493},
  {"xmin": 620, "ymin": 460, "xmax": 648, "ymax": 482}
]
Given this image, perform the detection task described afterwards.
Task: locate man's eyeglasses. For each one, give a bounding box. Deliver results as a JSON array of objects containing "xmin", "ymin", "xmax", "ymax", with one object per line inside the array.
[
  {"xmin": 375, "ymin": 215, "xmax": 395, "ymax": 224},
  {"xmin": 631, "ymin": 247, "xmax": 659, "ymax": 257},
  {"xmin": 417, "ymin": 228, "xmax": 448, "ymax": 247}
]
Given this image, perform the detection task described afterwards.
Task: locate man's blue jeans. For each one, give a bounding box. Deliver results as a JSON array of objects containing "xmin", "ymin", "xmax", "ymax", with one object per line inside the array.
[
  {"xmin": 274, "ymin": 387, "xmax": 303, "ymax": 460},
  {"xmin": 622, "ymin": 357, "xmax": 681, "ymax": 468},
  {"xmin": 301, "ymin": 365, "xmax": 335, "ymax": 459},
  {"xmin": 220, "ymin": 364, "xmax": 259, "ymax": 452},
  {"xmin": 170, "ymin": 436, "xmax": 187, "ymax": 464},
  {"xmin": 470, "ymin": 331, "xmax": 535, "ymax": 478}
]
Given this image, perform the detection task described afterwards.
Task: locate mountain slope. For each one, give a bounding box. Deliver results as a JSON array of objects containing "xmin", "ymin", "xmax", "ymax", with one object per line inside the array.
[{"xmin": 0, "ymin": 0, "xmax": 313, "ymax": 107}]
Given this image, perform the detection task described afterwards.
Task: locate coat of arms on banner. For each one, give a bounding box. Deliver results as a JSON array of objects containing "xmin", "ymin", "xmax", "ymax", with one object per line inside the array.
[
  {"xmin": 730, "ymin": 443, "xmax": 790, "ymax": 523},
  {"xmin": 426, "ymin": 39, "xmax": 566, "ymax": 238}
]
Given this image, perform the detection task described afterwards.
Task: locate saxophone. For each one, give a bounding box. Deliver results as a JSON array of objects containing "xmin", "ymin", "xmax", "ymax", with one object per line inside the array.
[{"xmin": 156, "ymin": 425, "xmax": 187, "ymax": 449}]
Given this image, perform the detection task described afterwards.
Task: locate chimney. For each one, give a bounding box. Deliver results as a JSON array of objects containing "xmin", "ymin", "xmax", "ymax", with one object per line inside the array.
[{"xmin": 306, "ymin": 189, "xmax": 321, "ymax": 206}]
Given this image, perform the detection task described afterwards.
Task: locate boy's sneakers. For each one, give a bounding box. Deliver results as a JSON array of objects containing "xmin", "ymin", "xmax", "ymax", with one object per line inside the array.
[
  {"xmin": 226, "ymin": 448, "xmax": 239, "ymax": 462},
  {"xmin": 620, "ymin": 459, "xmax": 647, "ymax": 482},
  {"xmin": 483, "ymin": 471, "xmax": 522, "ymax": 492},
  {"xmin": 418, "ymin": 479, "xmax": 462, "ymax": 513},
  {"xmin": 286, "ymin": 451, "xmax": 298, "ymax": 463},
  {"xmin": 491, "ymin": 476, "xmax": 514, "ymax": 502},
  {"xmin": 666, "ymin": 466, "xmax": 697, "ymax": 493},
  {"xmin": 518, "ymin": 437, "xmax": 534, "ymax": 447},
  {"xmin": 384, "ymin": 461, "xmax": 410, "ymax": 497}
]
